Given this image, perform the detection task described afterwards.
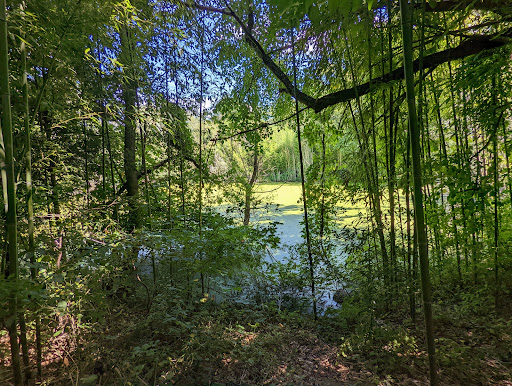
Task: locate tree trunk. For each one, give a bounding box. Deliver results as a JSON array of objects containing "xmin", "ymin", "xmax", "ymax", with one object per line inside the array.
[
  {"xmin": 83, "ymin": 119, "xmax": 90, "ymax": 209},
  {"xmin": 399, "ymin": 1, "xmax": 439, "ymax": 383},
  {"xmin": 243, "ymin": 150, "xmax": 259, "ymax": 226},
  {"xmin": 502, "ymin": 116, "xmax": 512, "ymax": 207},
  {"xmin": 20, "ymin": 13, "xmax": 37, "ymax": 378},
  {"xmin": 0, "ymin": 0, "xmax": 23, "ymax": 382},
  {"xmin": 104, "ymin": 108, "xmax": 119, "ymax": 221},
  {"xmin": 404, "ymin": 129, "xmax": 416, "ymax": 322},
  {"xmin": 120, "ymin": 23, "xmax": 140, "ymax": 230},
  {"xmin": 292, "ymin": 28, "xmax": 317, "ymax": 320},
  {"xmin": 41, "ymin": 111, "xmax": 65, "ymax": 268},
  {"xmin": 492, "ymin": 78, "xmax": 501, "ymax": 303},
  {"xmin": 337, "ymin": 31, "xmax": 390, "ymax": 294},
  {"xmin": 319, "ymin": 134, "xmax": 326, "ymax": 239},
  {"xmin": 138, "ymin": 109, "xmax": 152, "ymax": 229}
]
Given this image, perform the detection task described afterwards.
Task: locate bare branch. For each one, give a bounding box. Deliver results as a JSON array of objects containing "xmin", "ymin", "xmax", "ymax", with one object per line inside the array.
[
  {"xmin": 182, "ymin": 0, "xmax": 232, "ymax": 16},
  {"xmin": 114, "ymin": 142, "xmax": 204, "ymax": 197},
  {"xmin": 212, "ymin": 107, "xmax": 308, "ymax": 142}
]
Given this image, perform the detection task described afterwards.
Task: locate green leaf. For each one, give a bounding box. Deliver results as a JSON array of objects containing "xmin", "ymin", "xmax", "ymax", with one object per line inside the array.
[
  {"xmin": 80, "ymin": 374, "xmax": 98, "ymax": 385},
  {"xmin": 308, "ymin": 5, "xmax": 321, "ymax": 25},
  {"xmin": 427, "ymin": 0, "xmax": 438, "ymax": 9},
  {"xmin": 52, "ymin": 274, "xmax": 64, "ymax": 283},
  {"xmin": 53, "ymin": 329, "xmax": 63, "ymax": 337},
  {"xmin": 328, "ymin": 0, "xmax": 340, "ymax": 14},
  {"xmin": 57, "ymin": 301, "xmax": 67, "ymax": 312}
]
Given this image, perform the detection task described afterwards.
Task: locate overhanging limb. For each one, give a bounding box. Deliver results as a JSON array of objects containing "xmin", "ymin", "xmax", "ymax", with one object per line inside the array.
[{"xmin": 185, "ymin": 1, "xmax": 510, "ymax": 113}]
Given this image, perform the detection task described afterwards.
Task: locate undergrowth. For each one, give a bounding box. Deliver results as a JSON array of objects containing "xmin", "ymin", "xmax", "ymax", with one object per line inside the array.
[
  {"xmin": 18, "ymin": 272, "xmax": 511, "ymax": 386},
  {"xmin": 1, "ymin": 228, "xmax": 511, "ymax": 385}
]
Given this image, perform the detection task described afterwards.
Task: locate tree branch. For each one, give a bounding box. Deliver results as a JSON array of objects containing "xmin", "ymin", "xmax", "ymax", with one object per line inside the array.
[
  {"xmin": 183, "ymin": 1, "xmax": 231, "ymax": 16},
  {"xmin": 183, "ymin": 2, "xmax": 510, "ymax": 113},
  {"xmin": 312, "ymin": 35, "xmax": 509, "ymax": 112},
  {"xmin": 222, "ymin": 1, "xmax": 318, "ymax": 108},
  {"xmin": 114, "ymin": 142, "xmax": 204, "ymax": 197},
  {"xmin": 211, "ymin": 107, "xmax": 308, "ymax": 142}
]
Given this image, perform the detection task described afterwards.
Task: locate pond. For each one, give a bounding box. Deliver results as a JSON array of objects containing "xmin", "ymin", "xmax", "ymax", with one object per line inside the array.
[
  {"xmin": 135, "ymin": 182, "xmax": 367, "ymax": 313},
  {"xmin": 249, "ymin": 182, "xmax": 365, "ymax": 258},
  {"xmin": 237, "ymin": 182, "xmax": 367, "ymax": 311}
]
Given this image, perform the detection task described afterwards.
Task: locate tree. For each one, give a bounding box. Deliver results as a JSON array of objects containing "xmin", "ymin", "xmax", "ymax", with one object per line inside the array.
[
  {"xmin": 119, "ymin": 7, "xmax": 141, "ymax": 230},
  {"xmin": 1, "ymin": 0, "xmax": 512, "ymax": 383},
  {"xmin": 399, "ymin": 0, "xmax": 438, "ymax": 383},
  {"xmin": 1, "ymin": 0, "xmax": 22, "ymax": 382}
]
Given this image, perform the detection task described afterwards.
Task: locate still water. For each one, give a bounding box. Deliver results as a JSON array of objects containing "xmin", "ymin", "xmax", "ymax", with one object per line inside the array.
[
  {"xmin": 228, "ymin": 182, "xmax": 366, "ymax": 311},
  {"xmin": 136, "ymin": 182, "xmax": 367, "ymax": 313}
]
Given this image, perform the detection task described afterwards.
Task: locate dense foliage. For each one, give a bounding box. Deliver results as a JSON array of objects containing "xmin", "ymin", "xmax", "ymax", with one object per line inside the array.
[{"xmin": 1, "ymin": 0, "xmax": 512, "ymax": 384}]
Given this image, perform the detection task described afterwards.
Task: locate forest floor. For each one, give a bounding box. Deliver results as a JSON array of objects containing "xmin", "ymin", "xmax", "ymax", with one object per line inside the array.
[{"xmin": 1, "ymin": 289, "xmax": 512, "ymax": 385}]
